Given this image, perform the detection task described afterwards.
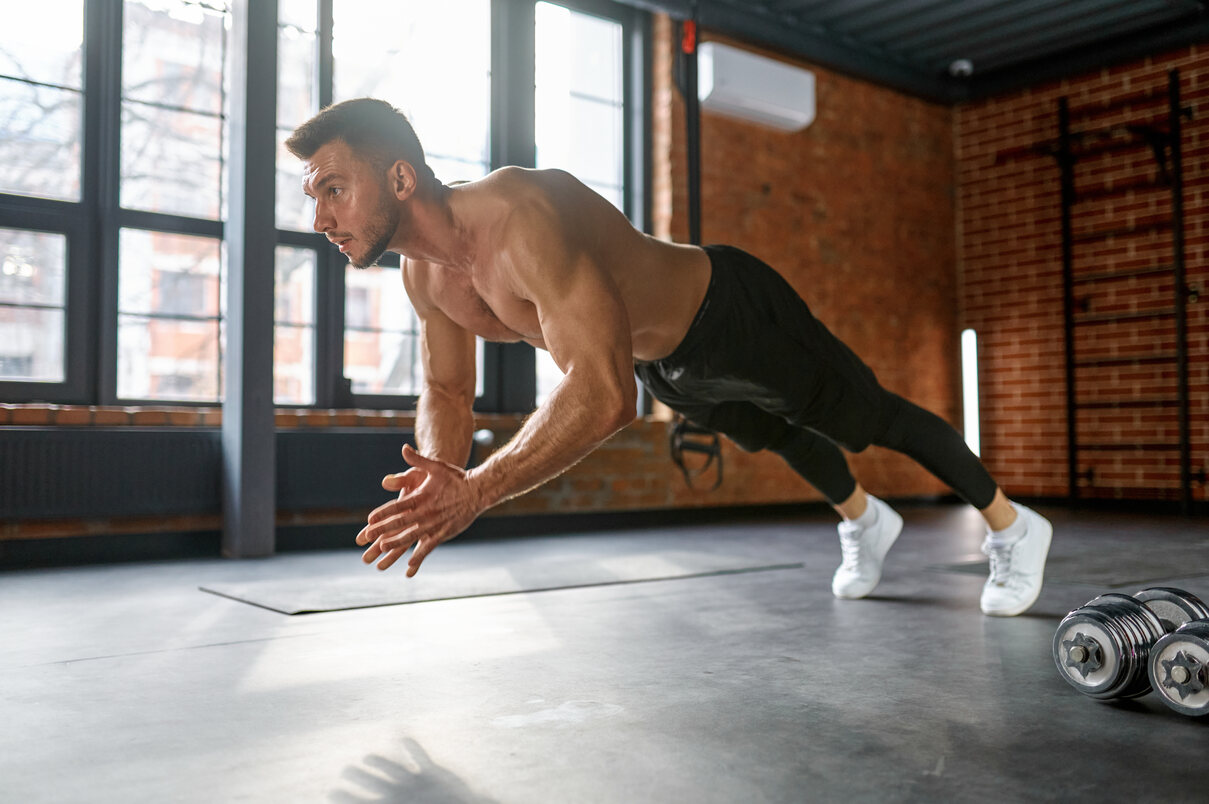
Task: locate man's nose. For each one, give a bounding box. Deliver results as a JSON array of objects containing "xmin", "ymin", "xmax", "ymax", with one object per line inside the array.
[{"xmin": 312, "ymin": 201, "xmax": 334, "ymax": 233}]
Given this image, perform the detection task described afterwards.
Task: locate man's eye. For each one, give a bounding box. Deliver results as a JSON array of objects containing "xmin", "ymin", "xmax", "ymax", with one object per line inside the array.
[{"xmin": 330, "ymin": 187, "xmax": 342, "ymax": 197}]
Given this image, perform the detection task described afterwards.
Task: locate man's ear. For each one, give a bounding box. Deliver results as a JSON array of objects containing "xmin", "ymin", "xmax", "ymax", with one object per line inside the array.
[{"xmin": 388, "ymin": 160, "xmax": 418, "ymax": 200}]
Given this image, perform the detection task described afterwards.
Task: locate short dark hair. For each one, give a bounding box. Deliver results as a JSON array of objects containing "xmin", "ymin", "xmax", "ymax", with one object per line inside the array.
[{"xmin": 285, "ymin": 98, "xmax": 436, "ymax": 187}]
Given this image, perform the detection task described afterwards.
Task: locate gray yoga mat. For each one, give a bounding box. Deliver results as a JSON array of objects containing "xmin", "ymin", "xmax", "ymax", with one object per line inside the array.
[{"xmin": 200, "ymin": 549, "xmax": 803, "ymax": 615}]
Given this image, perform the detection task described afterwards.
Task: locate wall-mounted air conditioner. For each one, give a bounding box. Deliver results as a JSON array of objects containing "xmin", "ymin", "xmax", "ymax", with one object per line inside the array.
[{"xmin": 697, "ymin": 41, "xmax": 817, "ymax": 132}]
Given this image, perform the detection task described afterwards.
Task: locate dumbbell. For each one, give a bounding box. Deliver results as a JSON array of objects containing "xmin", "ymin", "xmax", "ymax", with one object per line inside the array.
[
  {"xmin": 1149, "ymin": 620, "xmax": 1209, "ymax": 717},
  {"xmin": 1053, "ymin": 587, "xmax": 1209, "ymax": 702}
]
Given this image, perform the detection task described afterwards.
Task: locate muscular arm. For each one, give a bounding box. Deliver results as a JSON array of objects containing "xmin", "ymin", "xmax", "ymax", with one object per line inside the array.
[
  {"xmin": 355, "ymin": 259, "xmax": 476, "ymax": 571},
  {"xmin": 405, "ymin": 259, "xmax": 477, "ymax": 466},
  {"xmin": 465, "ymin": 214, "xmax": 638, "ymax": 509}
]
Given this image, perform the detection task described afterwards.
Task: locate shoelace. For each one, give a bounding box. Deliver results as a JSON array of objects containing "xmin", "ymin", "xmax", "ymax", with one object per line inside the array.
[
  {"xmin": 983, "ymin": 539, "xmax": 1014, "ymax": 586},
  {"xmin": 838, "ymin": 524, "xmax": 865, "ymax": 571}
]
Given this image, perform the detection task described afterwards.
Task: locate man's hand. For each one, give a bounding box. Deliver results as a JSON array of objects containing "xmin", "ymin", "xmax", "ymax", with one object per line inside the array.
[{"xmin": 356, "ymin": 444, "xmax": 483, "ymax": 576}]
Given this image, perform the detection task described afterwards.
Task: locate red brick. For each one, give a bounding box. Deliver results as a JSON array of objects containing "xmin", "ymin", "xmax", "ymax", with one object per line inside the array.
[{"xmin": 10, "ymin": 405, "xmax": 53, "ymax": 425}]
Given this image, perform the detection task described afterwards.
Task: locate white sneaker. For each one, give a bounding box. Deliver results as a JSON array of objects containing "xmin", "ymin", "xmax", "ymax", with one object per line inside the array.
[
  {"xmin": 832, "ymin": 496, "xmax": 903, "ymax": 599},
  {"xmin": 980, "ymin": 503, "xmax": 1053, "ymax": 616}
]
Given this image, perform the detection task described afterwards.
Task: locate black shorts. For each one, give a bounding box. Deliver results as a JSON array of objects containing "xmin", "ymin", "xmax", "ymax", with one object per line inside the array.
[{"xmin": 635, "ymin": 245, "xmax": 895, "ymax": 454}]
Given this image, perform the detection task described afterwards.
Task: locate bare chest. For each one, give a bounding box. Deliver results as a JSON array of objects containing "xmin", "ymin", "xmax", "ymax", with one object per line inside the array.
[{"xmin": 428, "ymin": 271, "xmax": 544, "ymax": 346}]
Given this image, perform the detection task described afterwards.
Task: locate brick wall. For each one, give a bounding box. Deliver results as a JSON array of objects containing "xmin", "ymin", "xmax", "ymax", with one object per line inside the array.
[
  {"xmin": 957, "ymin": 47, "xmax": 1208, "ymax": 503},
  {"xmin": 653, "ymin": 16, "xmax": 960, "ymax": 504}
]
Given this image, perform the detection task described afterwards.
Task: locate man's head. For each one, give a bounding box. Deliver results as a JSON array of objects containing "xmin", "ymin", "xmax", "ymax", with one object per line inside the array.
[{"xmin": 287, "ymin": 98, "xmax": 435, "ymax": 268}]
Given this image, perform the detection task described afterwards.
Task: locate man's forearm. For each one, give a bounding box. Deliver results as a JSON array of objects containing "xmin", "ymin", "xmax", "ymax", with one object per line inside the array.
[
  {"xmin": 466, "ymin": 371, "xmax": 635, "ymax": 511},
  {"xmin": 415, "ymin": 387, "xmax": 474, "ymax": 467}
]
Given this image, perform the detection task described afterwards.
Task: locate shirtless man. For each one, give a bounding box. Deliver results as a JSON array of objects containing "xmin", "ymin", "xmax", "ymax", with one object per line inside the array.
[{"xmin": 287, "ymin": 98, "xmax": 1053, "ymax": 616}]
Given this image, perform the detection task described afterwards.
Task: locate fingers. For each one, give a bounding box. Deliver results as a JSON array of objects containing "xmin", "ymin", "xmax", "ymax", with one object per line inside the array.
[
  {"xmin": 376, "ymin": 546, "xmax": 407, "ymax": 571},
  {"xmin": 381, "ymin": 472, "xmax": 408, "ymax": 492},
  {"xmin": 360, "ymin": 534, "xmax": 383, "ymax": 563},
  {"xmin": 356, "ymin": 507, "xmax": 403, "ymax": 545},
  {"xmin": 402, "ymin": 443, "xmax": 438, "ymax": 470},
  {"xmin": 382, "ymin": 467, "xmax": 426, "ymax": 493},
  {"xmin": 360, "ymin": 528, "xmax": 414, "ymax": 571},
  {"xmin": 362, "ymin": 536, "xmax": 406, "ymax": 571},
  {"xmin": 406, "ymin": 538, "xmax": 436, "ymax": 578},
  {"xmin": 367, "ymin": 497, "xmax": 414, "ymax": 528},
  {"xmin": 356, "ymin": 510, "xmax": 416, "ymax": 549}
]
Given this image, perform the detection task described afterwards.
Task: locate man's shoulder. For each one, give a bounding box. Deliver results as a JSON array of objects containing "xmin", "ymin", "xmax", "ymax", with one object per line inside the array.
[{"xmin": 480, "ymin": 165, "xmax": 582, "ymax": 197}]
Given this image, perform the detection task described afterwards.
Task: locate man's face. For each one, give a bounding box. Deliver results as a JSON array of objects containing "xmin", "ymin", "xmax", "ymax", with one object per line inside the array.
[{"xmin": 302, "ymin": 139, "xmax": 400, "ymax": 269}]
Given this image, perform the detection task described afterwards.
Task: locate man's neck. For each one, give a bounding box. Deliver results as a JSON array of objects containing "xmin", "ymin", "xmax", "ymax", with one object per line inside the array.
[{"xmin": 390, "ymin": 186, "xmax": 472, "ymax": 268}]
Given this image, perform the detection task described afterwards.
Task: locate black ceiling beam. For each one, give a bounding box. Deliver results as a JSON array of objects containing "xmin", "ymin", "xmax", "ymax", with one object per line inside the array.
[
  {"xmin": 631, "ymin": 0, "xmax": 954, "ymax": 101},
  {"xmin": 911, "ymin": 0, "xmax": 1178, "ymax": 62},
  {"xmin": 607, "ymin": 0, "xmax": 1209, "ymax": 105},
  {"xmin": 955, "ymin": 15, "xmax": 1209, "ymax": 102}
]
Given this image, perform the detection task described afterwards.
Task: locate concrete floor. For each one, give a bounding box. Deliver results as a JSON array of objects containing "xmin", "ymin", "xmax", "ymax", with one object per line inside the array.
[{"xmin": 3, "ymin": 504, "xmax": 1208, "ymax": 803}]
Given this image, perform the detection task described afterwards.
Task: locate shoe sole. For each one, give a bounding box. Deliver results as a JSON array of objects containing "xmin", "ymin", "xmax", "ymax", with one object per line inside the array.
[
  {"xmin": 981, "ymin": 509, "xmax": 1053, "ymax": 617},
  {"xmin": 832, "ymin": 508, "xmax": 904, "ymax": 599}
]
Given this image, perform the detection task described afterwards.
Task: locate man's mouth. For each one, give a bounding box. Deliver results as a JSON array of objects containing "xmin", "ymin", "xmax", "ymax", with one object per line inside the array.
[{"xmin": 333, "ymin": 237, "xmax": 352, "ymax": 254}]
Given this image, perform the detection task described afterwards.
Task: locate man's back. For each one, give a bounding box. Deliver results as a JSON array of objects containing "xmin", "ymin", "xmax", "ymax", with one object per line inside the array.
[{"xmin": 407, "ymin": 167, "xmax": 712, "ymax": 362}]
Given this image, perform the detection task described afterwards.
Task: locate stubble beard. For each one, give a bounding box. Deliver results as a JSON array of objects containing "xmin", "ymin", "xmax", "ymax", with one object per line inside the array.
[{"xmin": 349, "ymin": 195, "xmax": 403, "ymax": 270}]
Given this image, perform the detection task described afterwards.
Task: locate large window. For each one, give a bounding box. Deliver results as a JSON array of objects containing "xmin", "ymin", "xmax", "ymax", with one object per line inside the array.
[{"xmin": 0, "ymin": 0, "xmax": 646, "ymax": 411}]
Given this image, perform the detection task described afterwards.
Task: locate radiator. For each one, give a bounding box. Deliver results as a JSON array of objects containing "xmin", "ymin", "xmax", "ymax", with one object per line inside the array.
[{"xmin": 0, "ymin": 428, "xmax": 414, "ymax": 520}]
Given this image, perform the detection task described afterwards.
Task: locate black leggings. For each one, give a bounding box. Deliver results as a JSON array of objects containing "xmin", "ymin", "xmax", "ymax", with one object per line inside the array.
[{"xmin": 635, "ymin": 245, "xmax": 998, "ymax": 509}]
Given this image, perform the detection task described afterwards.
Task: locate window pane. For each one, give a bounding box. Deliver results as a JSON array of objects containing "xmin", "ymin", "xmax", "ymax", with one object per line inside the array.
[
  {"xmin": 276, "ymin": 7, "xmax": 317, "ymax": 231},
  {"xmin": 536, "ymin": 4, "xmax": 624, "ymax": 193},
  {"xmin": 118, "ymin": 229, "xmax": 222, "ymax": 401},
  {"xmin": 275, "ymin": 246, "xmax": 315, "ymax": 405},
  {"xmin": 121, "ymin": 103, "xmax": 223, "ymax": 219},
  {"xmin": 0, "ymin": 307, "xmax": 65, "ymax": 382},
  {"xmin": 344, "ymin": 264, "xmax": 419, "ymax": 395},
  {"xmin": 346, "ymin": 328, "xmax": 416, "ymax": 396},
  {"xmin": 536, "ymin": 3, "xmax": 621, "ymax": 102},
  {"xmin": 0, "ymin": 2, "xmax": 84, "ymax": 88},
  {"xmin": 277, "ymin": 20, "xmax": 317, "ymax": 127},
  {"xmin": 0, "ymin": 228, "xmax": 68, "ymax": 383},
  {"xmin": 122, "ymin": 0, "xmax": 227, "ymax": 114},
  {"xmin": 119, "ymin": 229, "xmax": 222, "ymax": 317},
  {"xmin": 276, "ymin": 132, "xmax": 314, "ymax": 232},
  {"xmin": 0, "ymin": 229, "xmax": 66, "ymax": 307},
  {"xmin": 278, "ymin": 0, "xmax": 316, "ymax": 33},
  {"xmin": 118, "ymin": 314, "xmax": 220, "ymax": 401},
  {"xmin": 535, "ymin": 3, "xmax": 626, "ymax": 406},
  {"xmin": 121, "ymin": 0, "xmax": 228, "ymax": 219},
  {"xmin": 0, "ymin": 81, "xmax": 82, "ymax": 201},
  {"xmin": 0, "ymin": 2, "xmax": 84, "ymax": 202},
  {"xmin": 535, "ymin": 350, "xmax": 563, "ymax": 408},
  {"xmin": 275, "ymin": 247, "xmax": 314, "ymax": 326},
  {"xmin": 332, "ymin": 0, "xmax": 491, "ymax": 182},
  {"xmin": 559, "ymin": 97, "xmax": 622, "ymax": 188},
  {"xmin": 275, "ymin": 323, "xmax": 314, "ymax": 405}
]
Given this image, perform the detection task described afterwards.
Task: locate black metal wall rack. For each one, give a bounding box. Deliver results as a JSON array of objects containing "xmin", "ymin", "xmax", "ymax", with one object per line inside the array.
[{"xmin": 998, "ymin": 69, "xmax": 1201, "ymax": 511}]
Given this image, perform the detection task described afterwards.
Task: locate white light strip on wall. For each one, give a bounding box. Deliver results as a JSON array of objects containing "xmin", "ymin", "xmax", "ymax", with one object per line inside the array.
[{"xmin": 961, "ymin": 328, "xmax": 981, "ymax": 457}]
